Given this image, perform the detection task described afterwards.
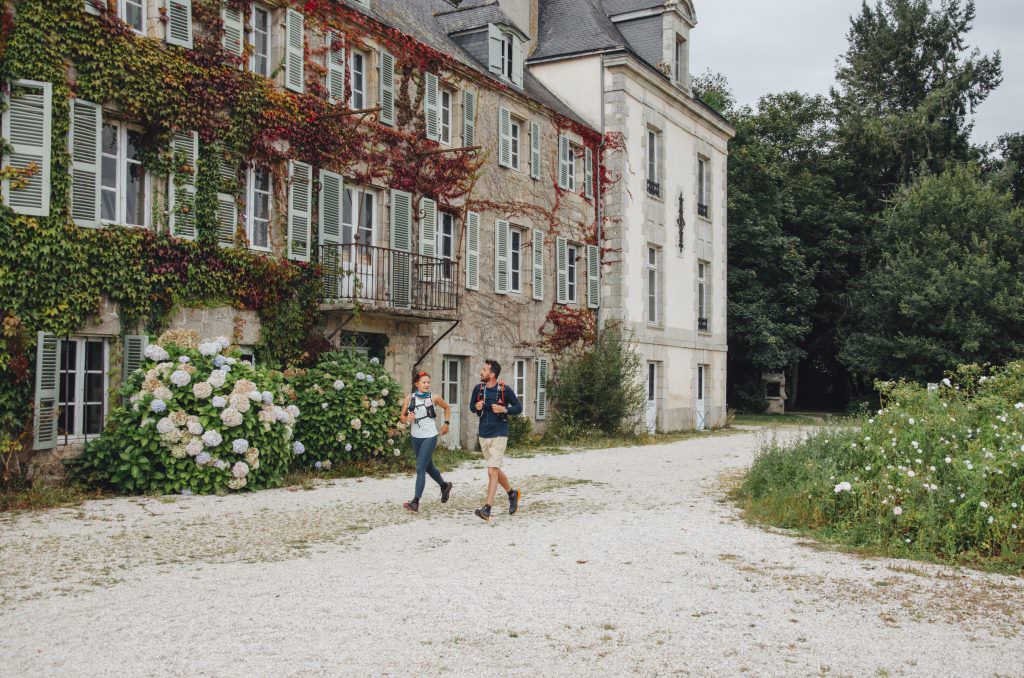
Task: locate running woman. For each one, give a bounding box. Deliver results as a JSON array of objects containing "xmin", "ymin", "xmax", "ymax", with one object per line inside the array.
[
  {"xmin": 401, "ymin": 371, "xmax": 453, "ymax": 512},
  {"xmin": 470, "ymin": 359, "xmax": 523, "ymax": 521}
]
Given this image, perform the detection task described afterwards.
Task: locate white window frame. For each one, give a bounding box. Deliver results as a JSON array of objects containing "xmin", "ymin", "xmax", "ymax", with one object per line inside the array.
[
  {"xmin": 698, "ymin": 261, "xmax": 708, "ymax": 328},
  {"xmin": 514, "ymin": 358, "xmax": 527, "ymax": 404},
  {"xmin": 57, "ymin": 337, "xmax": 109, "ymax": 439},
  {"xmin": 647, "ymin": 247, "xmax": 658, "ymax": 325},
  {"xmin": 249, "ymin": 4, "xmax": 272, "ymax": 77},
  {"xmin": 567, "ymin": 243, "xmax": 579, "ymax": 304},
  {"xmin": 647, "ymin": 128, "xmax": 660, "ymax": 190},
  {"xmin": 343, "ymin": 186, "xmax": 377, "ymax": 246},
  {"xmin": 119, "ymin": 0, "xmax": 146, "ymax": 34},
  {"xmin": 349, "ymin": 50, "xmax": 367, "ymax": 110},
  {"xmin": 245, "ymin": 165, "xmax": 272, "ymax": 251},
  {"xmin": 674, "ymin": 36, "xmax": 686, "ymax": 85},
  {"xmin": 509, "ymin": 118, "xmax": 521, "ymax": 171},
  {"xmin": 440, "ymin": 88, "xmax": 452, "ymax": 145},
  {"xmin": 100, "ymin": 121, "xmax": 150, "ymax": 228},
  {"xmin": 437, "ymin": 211, "xmax": 455, "ymax": 280},
  {"xmin": 501, "ymin": 33, "xmax": 514, "ymax": 80},
  {"xmin": 563, "ymin": 139, "xmax": 576, "ymax": 192},
  {"xmin": 509, "ymin": 226, "xmax": 524, "ymax": 293},
  {"xmin": 698, "ymin": 156, "xmax": 711, "ymax": 217}
]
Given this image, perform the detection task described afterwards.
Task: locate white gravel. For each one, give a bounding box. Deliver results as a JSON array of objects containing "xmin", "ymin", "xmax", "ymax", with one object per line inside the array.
[{"xmin": 2, "ymin": 427, "xmax": 1023, "ymax": 677}]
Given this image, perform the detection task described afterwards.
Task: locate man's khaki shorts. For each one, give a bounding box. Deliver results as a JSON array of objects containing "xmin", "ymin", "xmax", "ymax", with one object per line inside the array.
[{"xmin": 479, "ymin": 436, "xmax": 508, "ymax": 468}]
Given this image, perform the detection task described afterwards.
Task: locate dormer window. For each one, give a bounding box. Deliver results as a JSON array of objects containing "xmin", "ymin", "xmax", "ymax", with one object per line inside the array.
[
  {"xmin": 673, "ymin": 35, "xmax": 688, "ymax": 87},
  {"xmin": 488, "ymin": 24, "xmax": 524, "ymax": 87}
]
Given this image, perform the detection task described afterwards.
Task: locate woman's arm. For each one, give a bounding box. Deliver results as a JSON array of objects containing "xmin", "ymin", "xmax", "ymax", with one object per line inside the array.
[
  {"xmin": 400, "ymin": 394, "xmax": 413, "ymax": 424},
  {"xmin": 433, "ymin": 394, "xmax": 452, "ymax": 432}
]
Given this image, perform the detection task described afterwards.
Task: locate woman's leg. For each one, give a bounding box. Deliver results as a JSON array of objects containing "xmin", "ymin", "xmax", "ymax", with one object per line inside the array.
[
  {"xmin": 413, "ymin": 437, "xmax": 429, "ymax": 500},
  {"xmin": 419, "ymin": 435, "xmax": 445, "ymax": 487}
]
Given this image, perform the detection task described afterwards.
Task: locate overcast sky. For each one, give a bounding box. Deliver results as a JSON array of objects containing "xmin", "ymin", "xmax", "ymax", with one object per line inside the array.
[{"xmin": 689, "ymin": 0, "xmax": 1021, "ymax": 146}]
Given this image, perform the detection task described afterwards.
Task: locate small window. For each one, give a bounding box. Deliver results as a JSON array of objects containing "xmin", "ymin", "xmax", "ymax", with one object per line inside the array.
[
  {"xmin": 238, "ymin": 347, "xmax": 256, "ymax": 365},
  {"xmin": 101, "ymin": 122, "xmax": 149, "ymax": 228},
  {"xmin": 563, "ymin": 140, "xmax": 576, "ymax": 192},
  {"xmin": 567, "ymin": 243, "xmax": 579, "ymax": 304},
  {"xmin": 509, "ymin": 119, "xmax": 521, "ymax": 171},
  {"xmin": 698, "ymin": 261, "xmax": 709, "ymax": 331},
  {"xmin": 698, "ymin": 156, "xmax": 711, "ymax": 218},
  {"xmin": 647, "ymin": 247, "xmax": 658, "ymax": 325},
  {"xmin": 674, "ymin": 36, "xmax": 687, "ymax": 85},
  {"xmin": 119, "ymin": 0, "xmax": 146, "ymax": 34},
  {"xmin": 349, "ymin": 50, "xmax": 367, "ymax": 109},
  {"xmin": 246, "ymin": 166, "xmax": 272, "ymax": 250},
  {"xmin": 514, "ymin": 359, "xmax": 527, "ymax": 404},
  {"xmin": 509, "ymin": 227, "xmax": 523, "ymax": 293},
  {"xmin": 250, "ymin": 5, "xmax": 271, "ymax": 77},
  {"xmin": 58, "ymin": 338, "xmax": 109, "ymax": 438},
  {"xmin": 646, "ymin": 129, "xmax": 661, "ymax": 197},
  {"xmin": 440, "ymin": 89, "xmax": 452, "ymax": 145},
  {"xmin": 437, "ymin": 211, "xmax": 455, "ymax": 280},
  {"xmin": 343, "ymin": 187, "xmax": 376, "ymax": 246},
  {"xmin": 501, "ymin": 34, "xmax": 515, "ymax": 80}
]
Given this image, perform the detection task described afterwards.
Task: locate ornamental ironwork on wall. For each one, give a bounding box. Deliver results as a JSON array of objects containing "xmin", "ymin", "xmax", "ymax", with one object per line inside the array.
[{"xmin": 676, "ymin": 192, "xmax": 686, "ymax": 253}]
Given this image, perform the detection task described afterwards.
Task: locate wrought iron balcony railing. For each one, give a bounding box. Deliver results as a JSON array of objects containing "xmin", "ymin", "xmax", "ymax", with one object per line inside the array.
[
  {"xmin": 697, "ymin": 203, "xmax": 709, "ymax": 218},
  {"xmin": 320, "ymin": 243, "xmax": 459, "ymax": 313},
  {"xmin": 646, "ymin": 179, "xmax": 662, "ymax": 198},
  {"xmin": 698, "ymin": 317, "xmax": 709, "ymax": 332}
]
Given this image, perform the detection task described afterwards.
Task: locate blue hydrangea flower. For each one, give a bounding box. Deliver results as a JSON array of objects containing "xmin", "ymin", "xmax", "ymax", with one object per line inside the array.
[
  {"xmin": 213, "ymin": 355, "xmax": 226, "ymax": 367},
  {"xmin": 314, "ymin": 461, "xmax": 323, "ymax": 470},
  {"xmin": 293, "ymin": 441, "xmax": 306, "ymax": 455},
  {"xmin": 150, "ymin": 398, "xmax": 167, "ymax": 413},
  {"xmin": 196, "ymin": 452, "xmax": 212, "ymax": 465}
]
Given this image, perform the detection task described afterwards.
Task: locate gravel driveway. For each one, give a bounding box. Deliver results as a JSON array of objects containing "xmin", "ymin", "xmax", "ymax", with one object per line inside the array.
[{"xmin": 3, "ymin": 427, "xmax": 1023, "ymax": 677}]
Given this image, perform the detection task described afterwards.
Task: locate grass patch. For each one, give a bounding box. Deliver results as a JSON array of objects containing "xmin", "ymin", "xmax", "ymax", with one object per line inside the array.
[
  {"xmin": 733, "ymin": 412, "xmax": 831, "ymax": 426},
  {"xmin": 0, "ymin": 481, "xmax": 108, "ymax": 513},
  {"xmin": 733, "ymin": 362, "xmax": 1024, "ymax": 576}
]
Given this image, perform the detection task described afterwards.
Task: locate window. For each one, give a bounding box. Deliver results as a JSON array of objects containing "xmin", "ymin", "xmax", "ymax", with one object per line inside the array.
[
  {"xmin": 349, "ymin": 50, "xmax": 366, "ymax": 109},
  {"xmin": 674, "ymin": 36, "xmax": 687, "ymax": 86},
  {"xmin": 501, "ymin": 33, "xmax": 514, "ymax": 80},
  {"xmin": 647, "ymin": 247, "xmax": 658, "ymax": 325},
  {"xmin": 343, "ymin": 187, "xmax": 376, "ymax": 245},
  {"xmin": 559, "ymin": 136, "xmax": 576, "ymax": 191},
  {"xmin": 646, "ymin": 129, "xmax": 661, "ymax": 197},
  {"xmin": 119, "ymin": 0, "xmax": 145, "ymax": 33},
  {"xmin": 509, "ymin": 227, "xmax": 523, "ymax": 293},
  {"xmin": 246, "ymin": 166, "xmax": 271, "ymax": 250},
  {"xmin": 567, "ymin": 243, "xmax": 579, "ymax": 303},
  {"xmin": 238, "ymin": 347, "xmax": 255, "ymax": 365},
  {"xmin": 514, "ymin": 359, "xmax": 527, "ymax": 403},
  {"xmin": 58, "ymin": 338, "xmax": 108, "ymax": 438},
  {"xmin": 698, "ymin": 156, "xmax": 710, "ymax": 218},
  {"xmin": 509, "ymin": 119, "xmax": 521, "ymax": 171},
  {"xmin": 437, "ymin": 211, "xmax": 455, "ymax": 280},
  {"xmin": 249, "ymin": 5, "xmax": 271, "ymax": 77},
  {"xmin": 698, "ymin": 261, "xmax": 709, "ymax": 331},
  {"xmin": 489, "ymin": 25, "xmax": 523, "ymax": 86},
  {"xmin": 101, "ymin": 122, "xmax": 148, "ymax": 227},
  {"xmin": 440, "ymin": 89, "xmax": 452, "ymax": 145}
]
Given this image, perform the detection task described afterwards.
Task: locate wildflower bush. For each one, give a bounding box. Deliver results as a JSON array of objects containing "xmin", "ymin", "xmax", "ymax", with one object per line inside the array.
[
  {"xmin": 67, "ymin": 335, "xmax": 300, "ymax": 494},
  {"xmin": 286, "ymin": 351, "xmax": 403, "ymax": 470},
  {"xmin": 737, "ymin": 360, "xmax": 1024, "ymax": 572}
]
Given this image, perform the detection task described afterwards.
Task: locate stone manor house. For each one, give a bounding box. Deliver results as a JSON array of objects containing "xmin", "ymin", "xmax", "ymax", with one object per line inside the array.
[{"xmin": 3, "ymin": 0, "xmax": 730, "ymax": 469}]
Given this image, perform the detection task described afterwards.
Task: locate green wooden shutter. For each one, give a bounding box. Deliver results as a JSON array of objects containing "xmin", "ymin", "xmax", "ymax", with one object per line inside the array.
[
  {"xmin": 494, "ymin": 219, "xmax": 510, "ymax": 294},
  {"xmin": 326, "ymin": 32, "xmax": 346, "ymax": 104},
  {"xmin": 69, "ymin": 98, "xmax": 101, "ymax": 227},
  {"xmin": 2, "ymin": 80, "xmax": 52, "ymax": 217},
  {"xmin": 390, "ymin": 189, "xmax": 413, "ymax": 308},
  {"xmin": 461, "ymin": 90, "xmax": 476, "ymax": 147},
  {"xmin": 379, "ymin": 50, "xmax": 396, "ymax": 126},
  {"xmin": 166, "ymin": 0, "xmax": 193, "ymax": 48},
  {"xmin": 498, "ymin": 106, "xmax": 512, "ymax": 168},
  {"xmin": 32, "ymin": 332, "xmax": 60, "ymax": 450},
  {"xmin": 556, "ymin": 236, "xmax": 568, "ymax": 304},
  {"xmin": 465, "ymin": 210, "xmax": 480, "ymax": 290},
  {"xmin": 530, "ymin": 121, "xmax": 541, "ymax": 180},
  {"xmin": 169, "ymin": 131, "xmax": 198, "ymax": 240},
  {"xmin": 584, "ymin": 146, "xmax": 594, "ymax": 199},
  {"xmin": 587, "ymin": 244, "xmax": 600, "ymax": 309},
  {"xmin": 535, "ymin": 357, "xmax": 549, "ymax": 420},
  {"xmin": 287, "ymin": 160, "xmax": 312, "ymax": 261},
  {"xmin": 557, "ymin": 135, "xmax": 570, "ymax": 190},
  {"xmin": 318, "ymin": 169, "xmax": 344, "ymax": 299},
  {"xmin": 532, "ymin": 228, "xmax": 544, "ymax": 301},
  {"xmin": 122, "ymin": 334, "xmax": 149, "ymax": 384},
  {"xmin": 222, "ymin": 3, "xmax": 243, "ymax": 55},
  {"xmin": 424, "ymin": 72, "xmax": 440, "ymax": 141},
  {"xmin": 285, "ymin": 9, "xmax": 304, "ymax": 93},
  {"xmin": 216, "ymin": 152, "xmax": 237, "ymax": 247},
  {"xmin": 511, "ymin": 36, "xmax": 524, "ymax": 86},
  {"xmin": 487, "ymin": 24, "xmax": 502, "ymax": 75}
]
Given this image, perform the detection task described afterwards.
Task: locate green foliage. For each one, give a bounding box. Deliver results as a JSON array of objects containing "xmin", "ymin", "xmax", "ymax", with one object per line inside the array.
[
  {"xmin": 507, "ymin": 414, "xmax": 533, "ymax": 447},
  {"xmin": 692, "ymin": 68, "xmax": 735, "ymax": 114},
  {"xmin": 67, "ymin": 339, "xmax": 296, "ymax": 494},
  {"xmin": 547, "ymin": 324, "xmax": 645, "ymax": 438},
  {"xmin": 842, "ymin": 164, "xmax": 1024, "ymax": 381},
  {"xmin": 287, "ymin": 351, "xmax": 404, "ymax": 468},
  {"xmin": 737, "ymin": 360, "xmax": 1024, "ymax": 573}
]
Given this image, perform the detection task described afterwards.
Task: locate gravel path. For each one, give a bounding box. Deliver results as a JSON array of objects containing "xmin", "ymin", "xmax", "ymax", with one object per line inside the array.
[{"xmin": 3, "ymin": 428, "xmax": 1023, "ymax": 677}]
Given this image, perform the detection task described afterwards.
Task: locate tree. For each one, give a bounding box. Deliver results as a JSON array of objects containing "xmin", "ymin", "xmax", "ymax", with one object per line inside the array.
[
  {"xmin": 841, "ymin": 164, "xmax": 1024, "ymax": 381},
  {"xmin": 833, "ymin": 0, "xmax": 1002, "ymax": 206}
]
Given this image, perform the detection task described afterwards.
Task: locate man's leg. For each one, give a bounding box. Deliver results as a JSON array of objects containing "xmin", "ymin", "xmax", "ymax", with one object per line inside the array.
[
  {"xmin": 496, "ymin": 468, "xmax": 512, "ymax": 492},
  {"xmin": 486, "ymin": 467, "xmax": 500, "ymax": 506}
]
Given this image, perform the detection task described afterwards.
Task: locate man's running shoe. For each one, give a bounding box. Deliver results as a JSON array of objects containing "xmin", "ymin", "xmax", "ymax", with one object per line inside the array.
[
  {"xmin": 474, "ymin": 504, "xmax": 491, "ymax": 522},
  {"xmin": 403, "ymin": 499, "xmax": 419, "ymax": 512},
  {"xmin": 441, "ymin": 481, "xmax": 453, "ymax": 503},
  {"xmin": 508, "ymin": 488, "xmax": 521, "ymax": 515}
]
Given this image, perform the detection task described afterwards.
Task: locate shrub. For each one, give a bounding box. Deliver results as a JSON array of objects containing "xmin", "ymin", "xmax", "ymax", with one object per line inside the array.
[
  {"xmin": 737, "ymin": 360, "xmax": 1024, "ymax": 572},
  {"xmin": 507, "ymin": 414, "xmax": 533, "ymax": 447},
  {"xmin": 67, "ymin": 336, "xmax": 298, "ymax": 494},
  {"xmin": 287, "ymin": 351, "xmax": 404, "ymax": 468},
  {"xmin": 547, "ymin": 324, "xmax": 646, "ymax": 438}
]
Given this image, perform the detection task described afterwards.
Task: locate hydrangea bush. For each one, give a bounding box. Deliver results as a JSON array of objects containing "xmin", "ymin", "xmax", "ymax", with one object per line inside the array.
[
  {"xmin": 68, "ymin": 335, "xmax": 300, "ymax": 494},
  {"xmin": 287, "ymin": 351, "xmax": 404, "ymax": 469},
  {"xmin": 739, "ymin": 360, "xmax": 1024, "ymax": 571}
]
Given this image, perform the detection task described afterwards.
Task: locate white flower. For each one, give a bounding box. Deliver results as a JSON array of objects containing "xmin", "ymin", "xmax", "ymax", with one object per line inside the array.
[
  {"xmin": 351, "ymin": 418, "xmax": 362, "ymax": 430},
  {"xmin": 908, "ymin": 418, "xmax": 916, "ymax": 425},
  {"xmin": 150, "ymin": 398, "xmax": 167, "ymax": 413},
  {"xmin": 1015, "ymin": 402, "xmax": 1024, "ymax": 411},
  {"xmin": 144, "ymin": 344, "xmax": 170, "ymax": 362},
  {"xmin": 153, "ymin": 386, "xmax": 173, "ymax": 402},
  {"xmin": 381, "ymin": 388, "xmax": 389, "ymax": 397},
  {"xmin": 202, "ymin": 429, "xmax": 223, "ymax": 447},
  {"xmin": 192, "ymin": 381, "xmax": 213, "ymax": 399},
  {"xmin": 216, "ymin": 336, "xmax": 230, "ymax": 350},
  {"xmin": 232, "ymin": 438, "xmax": 249, "ymax": 454},
  {"xmin": 286, "ymin": 405, "xmax": 300, "ymax": 418},
  {"xmin": 169, "ymin": 370, "xmax": 191, "ymax": 387},
  {"xmin": 220, "ymin": 407, "xmax": 243, "ymax": 428},
  {"xmin": 187, "ymin": 420, "xmax": 204, "ymax": 436},
  {"xmin": 232, "ymin": 461, "xmax": 250, "ymax": 478},
  {"xmin": 980, "ymin": 501, "xmax": 989, "ymax": 509},
  {"xmin": 345, "ymin": 443, "xmax": 353, "ymax": 452},
  {"xmin": 333, "ymin": 380, "xmax": 345, "ymax": 391},
  {"xmin": 212, "ymin": 395, "xmax": 227, "ymax": 409},
  {"xmin": 370, "ymin": 357, "xmax": 380, "ymax": 365},
  {"xmin": 944, "ymin": 456, "xmax": 952, "ymax": 464},
  {"xmin": 227, "ymin": 477, "xmax": 247, "ymax": 490},
  {"xmin": 213, "ymin": 355, "xmax": 226, "ymax": 367},
  {"xmin": 906, "ymin": 470, "xmax": 916, "ymax": 478},
  {"xmin": 893, "ymin": 506, "xmax": 903, "ymax": 516},
  {"xmin": 195, "ymin": 451, "xmax": 212, "ymax": 465},
  {"xmin": 911, "ymin": 440, "xmax": 919, "ymax": 449},
  {"xmin": 315, "ymin": 461, "xmax": 323, "ymax": 470},
  {"xmin": 833, "ymin": 482, "xmax": 852, "ymax": 494},
  {"xmin": 355, "ymin": 372, "xmax": 365, "ymax": 381},
  {"xmin": 213, "ymin": 459, "xmax": 229, "ymax": 470},
  {"xmin": 156, "ymin": 417, "xmax": 175, "ymax": 434},
  {"xmin": 366, "ymin": 375, "xmax": 375, "ymax": 383},
  {"xmin": 247, "ymin": 390, "xmax": 262, "ymax": 402},
  {"xmin": 942, "ymin": 377, "xmax": 952, "ymax": 387},
  {"xmin": 198, "ymin": 341, "xmax": 220, "ymax": 356},
  {"xmin": 261, "ymin": 391, "xmax": 274, "ymax": 404},
  {"xmin": 321, "ymin": 403, "xmax": 329, "ymax": 410},
  {"xmin": 208, "ymin": 370, "xmax": 227, "ymax": 388},
  {"xmin": 186, "ymin": 439, "xmax": 203, "ymax": 456},
  {"xmin": 293, "ymin": 441, "xmax": 306, "ymax": 455}
]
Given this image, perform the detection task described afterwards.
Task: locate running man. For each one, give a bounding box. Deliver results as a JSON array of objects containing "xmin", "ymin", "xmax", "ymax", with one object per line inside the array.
[
  {"xmin": 469, "ymin": 359, "xmax": 523, "ymax": 521},
  {"xmin": 400, "ymin": 371, "xmax": 453, "ymax": 512}
]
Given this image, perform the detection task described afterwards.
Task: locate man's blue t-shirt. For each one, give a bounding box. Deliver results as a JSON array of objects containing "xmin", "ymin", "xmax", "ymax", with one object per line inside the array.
[{"xmin": 470, "ymin": 383, "xmax": 523, "ymax": 438}]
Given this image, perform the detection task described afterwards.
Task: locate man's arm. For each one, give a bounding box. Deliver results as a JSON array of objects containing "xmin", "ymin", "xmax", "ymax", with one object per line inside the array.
[{"xmin": 504, "ymin": 386, "xmax": 523, "ymax": 416}]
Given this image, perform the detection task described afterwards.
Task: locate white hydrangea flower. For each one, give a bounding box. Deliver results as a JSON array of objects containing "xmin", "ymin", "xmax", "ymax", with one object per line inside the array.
[
  {"xmin": 207, "ymin": 369, "xmax": 227, "ymax": 388},
  {"xmin": 169, "ymin": 370, "xmax": 191, "ymax": 387},
  {"xmin": 229, "ymin": 394, "xmax": 251, "ymax": 413},
  {"xmin": 195, "ymin": 452, "xmax": 212, "ymax": 465},
  {"xmin": 355, "ymin": 372, "xmax": 365, "ymax": 381},
  {"xmin": 213, "ymin": 459, "xmax": 229, "ymax": 470},
  {"xmin": 345, "ymin": 443, "xmax": 353, "ymax": 452},
  {"xmin": 198, "ymin": 341, "xmax": 220, "ymax": 356},
  {"xmin": 366, "ymin": 375, "xmax": 375, "ymax": 383},
  {"xmin": 212, "ymin": 395, "xmax": 227, "ymax": 409},
  {"xmin": 186, "ymin": 420, "xmax": 204, "ymax": 436},
  {"xmin": 321, "ymin": 403, "xmax": 329, "ymax": 410},
  {"xmin": 216, "ymin": 336, "xmax": 231, "ymax": 350},
  {"xmin": 833, "ymin": 482, "xmax": 852, "ymax": 494},
  {"xmin": 144, "ymin": 344, "xmax": 170, "ymax": 362},
  {"xmin": 286, "ymin": 404, "xmax": 300, "ymax": 418},
  {"xmin": 370, "ymin": 357, "xmax": 379, "ymax": 365},
  {"xmin": 192, "ymin": 381, "xmax": 213, "ymax": 399},
  {"xmin": 151, "ymin": 399, "xmax": 168, "ymax": 414},
  {"xmin": 220, "ymin": 407, "xmax": 243, "ymax": 428},
  {"xmin": 232, "ymin": 460, "xmax": 250, "ymax": 478},
  {"xmin": 156, "ymin": 417, "xmax": 175, "ymax": 434},
  {"xmin": 153, "ymin": 386, "xmax": 173, "ymax": 402},
  {"xmin": 380, "ymin": 389, "xmax": 389, "ymax": 397},
  {"xmin": 186, "ymin": 439, "xmax": 204, "ymax": 456},
  {"xmin": 232, "ymin": 438, "xmax": 249, "ymax": 454},
  {"xmin": 333, "ymin": 380, "xmax": 345, "ymax": 391},
  {"xmin": 202, "ymin": 429, "xmax": 223, "ymax": 447},
  {"xmin": 293, "ymin": 441, "xmax": 306, "ymax": 455},
  {"xmin": 247, "ymin": 390, "xmax": 262, "ymax": 402},
  {"xmin": 351, "ymin": 418, "xmax": 362, "ymax": 430},
  {"xmin": 227, "ymin": 477, "xmax": 247, "ymax": 490}
]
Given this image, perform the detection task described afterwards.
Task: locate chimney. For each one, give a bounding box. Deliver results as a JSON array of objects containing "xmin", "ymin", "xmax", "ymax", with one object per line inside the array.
[{"xmin": 496, "ymin": 0, "xmax": 538, "ymax": 44}]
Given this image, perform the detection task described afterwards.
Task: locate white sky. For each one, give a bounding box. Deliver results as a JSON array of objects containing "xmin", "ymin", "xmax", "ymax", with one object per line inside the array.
[{"xmin": 689, "ymin": 0, "xmax": 1022, "ymax": 145}]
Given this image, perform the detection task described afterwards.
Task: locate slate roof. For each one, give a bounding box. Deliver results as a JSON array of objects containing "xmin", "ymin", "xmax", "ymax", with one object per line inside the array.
[
  {"xmin": 531, "ymin": 0, "xmax": 626, "ymax": 61},
  {"xmin": 601, "ymin": 0, "xmax": 664, "ymax": 15}
]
